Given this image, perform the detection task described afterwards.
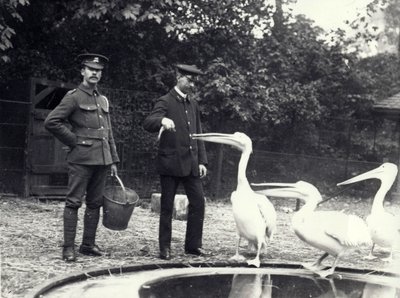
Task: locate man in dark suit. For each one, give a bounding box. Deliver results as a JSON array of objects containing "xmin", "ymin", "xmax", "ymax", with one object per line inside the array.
[
  {"xmin": 45, "ymin": 53, "xmax": 119, "ymax": 262},
  {"xmin": 143, "ymin": 64, "xmax": 208, "ymax": 260}
]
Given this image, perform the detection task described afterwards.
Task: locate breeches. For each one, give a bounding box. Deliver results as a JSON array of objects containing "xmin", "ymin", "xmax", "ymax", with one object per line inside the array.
[{"xmin": 66, "ymin": 163, "xmax": 109, "ymax": 209}]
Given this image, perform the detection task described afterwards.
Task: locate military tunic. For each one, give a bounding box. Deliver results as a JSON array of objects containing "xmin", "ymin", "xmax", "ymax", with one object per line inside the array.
[{"xmin": 45, "ymin": 83, "xmax": 119, "ymax": 165}]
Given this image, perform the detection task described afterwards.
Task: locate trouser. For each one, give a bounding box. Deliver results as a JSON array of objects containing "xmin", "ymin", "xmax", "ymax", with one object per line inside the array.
[
  {"xmin": 159, "ymin": 175, "xmax": 205, "ymax": 251},
  {"xmin": 63, "ymin": 163, "xmax": 109, "ymax": 247}
]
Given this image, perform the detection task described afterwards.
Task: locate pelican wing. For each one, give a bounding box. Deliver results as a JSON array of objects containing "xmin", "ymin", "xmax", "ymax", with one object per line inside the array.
[
  {"xmin": 366, "ymin": 211, "xmax": 400, "ymax": 244},
  {"xmin": 368, "ymin": 211, "xmax": 399, "ymax": 227},
  {"xmin": 313, "ymin": 211, "xmax": 371, "ymax": 246},
  {"xmin": 255, "ymin": 193, "xmax": 277, "ymax": 239},
  {"xmin": 388, "ymin": 212, "xmax": 400, "ymax": 230}
]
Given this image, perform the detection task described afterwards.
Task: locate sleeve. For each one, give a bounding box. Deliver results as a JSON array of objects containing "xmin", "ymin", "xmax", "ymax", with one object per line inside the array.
[
  {"xmin": 142, "ymin": 97, "xmax": 168, "ymax": 133},
  {"xmin": 196, "ymin": 103, "xmax": 208, "ymax": 166},
  {"xmin": 44, "ymin": 94, "xmax": 77, "ymax": 148},
  {"xmin": 106, "ymin": 106, "xmax": 120, "ymax": 164}
]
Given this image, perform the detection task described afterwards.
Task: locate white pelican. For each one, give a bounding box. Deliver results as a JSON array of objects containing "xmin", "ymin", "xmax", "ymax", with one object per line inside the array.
[
  {"xmin": 252, "ymin": 181, "xmax": 372, "ymax": 278},
  {"xmin": 337, "ymin": 162, "xmax": 400, "ymax": 262},
  {"xmin": 192, "ymin": 132, "xmax": 277, "ymax": 267}
]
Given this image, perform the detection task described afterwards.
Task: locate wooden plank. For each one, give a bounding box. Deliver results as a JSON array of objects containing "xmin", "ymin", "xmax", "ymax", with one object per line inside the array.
[
  {"xmin": 34, "ymin": 86, "xmax": 56, "ymax": 105},
  {"xmin": 30, "ymin": 77, "xmax": 76, "ymax": 90},
  {"xmin": 30, "ymin": 165, "xmax": 68, "ymax": 173},
  {"xmin": 33, "ymin": 109, "xmax": 51, "ymax": 120},
  {"xmin": 30, "ymin": 185, "xmax": 67, "ymax": 196},
  {"xmin": 29, "ymin": 136, "xmax": 55, "ymax": 165}
]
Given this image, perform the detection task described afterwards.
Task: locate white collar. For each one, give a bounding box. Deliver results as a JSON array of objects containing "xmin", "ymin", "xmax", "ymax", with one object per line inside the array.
[{"xmin": 174, "ymin": 86, "xmax": 187, "ymax": 99}]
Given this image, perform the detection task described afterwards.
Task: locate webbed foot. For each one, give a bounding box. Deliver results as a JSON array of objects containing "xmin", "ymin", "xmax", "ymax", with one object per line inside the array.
[
  {"xmin": 247, "ymin": 258, "xmax": 260, "ymax": 268},
  {"xmin": 230, "ymin": 254, "xmax": 246, "ymax": 262},
  {"xmin": 363, "ymin": 254, "xmax": 378, "ymax": 260}
]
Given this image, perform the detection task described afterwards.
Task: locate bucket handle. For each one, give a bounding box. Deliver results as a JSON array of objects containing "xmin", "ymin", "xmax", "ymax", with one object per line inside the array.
[{"xmin": 114, "ymin": 174, "xmax": 126, "ymax": 192}]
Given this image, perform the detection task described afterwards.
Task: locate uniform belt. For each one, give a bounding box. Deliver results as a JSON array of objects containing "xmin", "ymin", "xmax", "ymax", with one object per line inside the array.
[{"xmin": 74, "ymin": 128, "xmax": 109, "ymax": 139}]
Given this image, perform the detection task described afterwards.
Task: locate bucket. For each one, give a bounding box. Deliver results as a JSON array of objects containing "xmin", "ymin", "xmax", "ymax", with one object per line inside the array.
[{"xmin": 103, "ymin": 175, "xmax": 139, "ymax": 230}]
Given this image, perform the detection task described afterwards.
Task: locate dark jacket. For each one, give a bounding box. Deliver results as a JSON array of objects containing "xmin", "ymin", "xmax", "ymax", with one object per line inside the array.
[
  {"xmin": 143, "ymin": 88, "xmax": 207, "ymax": 177},
  {"xmin": 44, "ymin": 83, "xmax": 119, "ymax": 165}
]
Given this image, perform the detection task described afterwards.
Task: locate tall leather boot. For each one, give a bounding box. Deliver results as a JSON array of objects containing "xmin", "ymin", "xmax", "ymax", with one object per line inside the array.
[
  {"xmin": 79, "ymin": 207, "xmax": 102, "ymax": 256},
  {"xmin": 63, "ymin": 206, "xmax": 78, "ymax": 262}
]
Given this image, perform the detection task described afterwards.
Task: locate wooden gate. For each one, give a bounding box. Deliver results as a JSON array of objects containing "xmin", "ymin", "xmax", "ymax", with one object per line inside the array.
[{"xmin": 26, "ymin": 78, "xmax": 76, "ymax": 198}]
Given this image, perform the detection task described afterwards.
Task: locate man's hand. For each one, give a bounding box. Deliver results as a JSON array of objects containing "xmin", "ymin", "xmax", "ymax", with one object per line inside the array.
[
  {"xmin": 161, "ymin": 117, "xmax": 176, "ymax": 131},
  {"xmin": 199, "ymin": 164, "xmax": 207, "ymax": 178},
  {"xmin": 111, "ymin": 164, "xmax": 118, "ymax": 177}
]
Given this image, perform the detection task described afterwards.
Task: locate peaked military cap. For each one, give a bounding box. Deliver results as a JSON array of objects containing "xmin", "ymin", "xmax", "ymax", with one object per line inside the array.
[
  {"xmin": 176, "ymin": 64, "xmax": 204, "ymax": 76},
  {"xmin": 78, "ymin": 53, "xmax": 109, "ymax": 70}
]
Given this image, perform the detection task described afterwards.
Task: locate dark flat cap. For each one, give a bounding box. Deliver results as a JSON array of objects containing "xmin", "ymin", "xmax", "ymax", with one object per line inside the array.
[
  {"xmin": 78, "ymin": 53, "xmax": 109, "ymax": 70},
  {"xmin": 176, "ymin": 64, "xmax": 204, "ymax": 75}
]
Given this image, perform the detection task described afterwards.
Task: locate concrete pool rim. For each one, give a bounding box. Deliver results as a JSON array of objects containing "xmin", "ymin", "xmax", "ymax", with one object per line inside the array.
[{"xmin": 25, "ymin": 262, "xmax": 400, "ymax": 298}]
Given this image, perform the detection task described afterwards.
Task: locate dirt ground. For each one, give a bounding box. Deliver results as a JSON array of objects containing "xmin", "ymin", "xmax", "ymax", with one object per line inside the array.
[{"xmin": 1, "ymin": 194, "xmax": 399, "ymax": 298}]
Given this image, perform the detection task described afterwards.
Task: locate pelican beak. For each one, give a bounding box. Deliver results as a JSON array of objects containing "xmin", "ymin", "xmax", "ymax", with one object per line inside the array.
[
  {"xmin": 337, "ymin": 167, "xmax": 385, "ymax": 186},
  {"xmin": 192, "ymin": 133, "xmax": 240, "ymax": 147},
  {"xmin": 251, "ymin": 182, "xmax": 304, "ymax": 198},
  {"xmin": 252, "ymin": 181, "xmax": 320, "ymax": 202}
]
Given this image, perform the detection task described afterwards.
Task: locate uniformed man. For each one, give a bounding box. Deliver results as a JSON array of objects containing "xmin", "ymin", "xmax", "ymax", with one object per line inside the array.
[
  {"xmin": 143, "ymin": 64, "xmax": 208, "ymax": 260},
  {"xmin": 45, "ymin": 53, "xmax": 119, "ymax": 262}
]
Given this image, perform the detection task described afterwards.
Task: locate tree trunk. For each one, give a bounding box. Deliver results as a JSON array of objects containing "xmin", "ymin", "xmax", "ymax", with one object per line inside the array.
[{"xmin": 272, "ymin": 0, "xmax": 285, "ymax": 39}]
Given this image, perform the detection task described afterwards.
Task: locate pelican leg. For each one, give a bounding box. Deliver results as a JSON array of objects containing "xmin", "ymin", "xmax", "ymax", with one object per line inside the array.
[
  {"xmin": 247, "ymin": 241, "xmax": 255, "ymax": 252},
  {"xmin": 247, "ymin": 240, "xmax": 262, "ymax": 268},
  {"xmin": 364, "ymin": 244, "xmax": 377, "ymax": 260},
  {"xmin": 302, "ymin": 252, "xmax": 329, "ymax": 272},
  {"xmin": 230, "ymin": 234, "xmax": 246, "ymax": 262},
  {"xmin": 316, "ymin": 255, "xmax": 341, "ymax": 279}
]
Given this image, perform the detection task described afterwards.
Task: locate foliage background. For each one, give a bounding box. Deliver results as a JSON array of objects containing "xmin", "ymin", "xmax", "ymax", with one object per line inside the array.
[{"xmin": 1, "ymin": 0, "xmax": 400, "ymax": 197}]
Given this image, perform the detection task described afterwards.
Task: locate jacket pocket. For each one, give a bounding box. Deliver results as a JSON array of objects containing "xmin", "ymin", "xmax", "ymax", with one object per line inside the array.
[
  {"xmin": 78, "ymin": 104, "xmax": 98, "ymax": 111},
  {"xmin": 78, "ymin": 104, "xmax": 98, "ymax": 125},
  {"xmin": 158, "ymin": 149, "xmax": 179, "ymax": 173},
  {"xmin": 68, "ymin": 139, "xmax": 93, "ymax": 162}
]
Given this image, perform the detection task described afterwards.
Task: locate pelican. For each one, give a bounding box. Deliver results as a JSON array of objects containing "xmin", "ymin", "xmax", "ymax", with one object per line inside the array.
[
  {"xmin": 337, "ymin": 162, "xmax": 400, "ymax": 262},
  {"xmin": 252, "ymin": 181, "xmax": 372, "ymax": 278},
  {"xmin": 192, "ymin": 132, "xmax": 277, "ymax": 267}
]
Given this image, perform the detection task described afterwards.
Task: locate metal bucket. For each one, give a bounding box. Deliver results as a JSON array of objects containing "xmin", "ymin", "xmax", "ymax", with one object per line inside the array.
[{"xmin": 103, "ymin": 175, "xmax": 139, "ymax": 231}]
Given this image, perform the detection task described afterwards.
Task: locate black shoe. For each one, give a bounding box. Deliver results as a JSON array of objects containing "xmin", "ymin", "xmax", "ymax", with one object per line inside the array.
[
  {"xmin": 79, "ymin": 244, "xmax": 103, "ymax": 256},
  {"xmin": 159, "ymin": 248, "xmax": 171, "ymax": 260},
  {"xmin": 185, "ymin": 248, "xmax": 208, "ymax": 256},
  {"xmin": 62, "ymin": 246, "xmax": 76, "ymax": 262}
]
